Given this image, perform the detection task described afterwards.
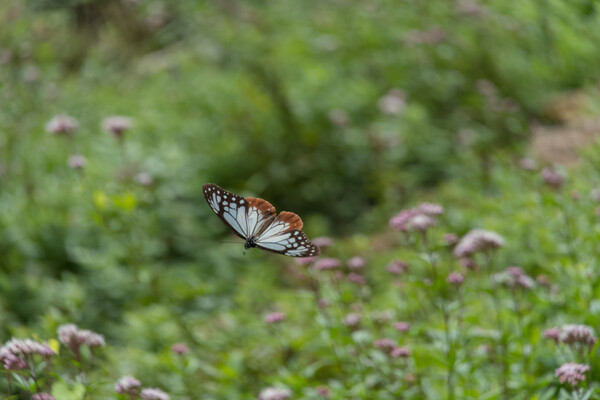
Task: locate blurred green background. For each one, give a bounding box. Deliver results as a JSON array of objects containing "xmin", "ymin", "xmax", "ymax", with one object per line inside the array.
[{"xmin": 2, "ymin": 0, "xmax": 600, "ymax": 398}]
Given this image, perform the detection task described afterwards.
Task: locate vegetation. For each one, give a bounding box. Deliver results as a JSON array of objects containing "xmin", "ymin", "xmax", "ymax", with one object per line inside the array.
[{"xmin": 2, "ymin": 0, "xmax": 600, "ymax": 399}]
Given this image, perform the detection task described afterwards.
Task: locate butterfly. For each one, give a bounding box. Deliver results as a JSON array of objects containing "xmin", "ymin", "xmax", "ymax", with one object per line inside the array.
[{"xmin": 203, "ymin": 183, "xmax": 320, "ymax": 257}]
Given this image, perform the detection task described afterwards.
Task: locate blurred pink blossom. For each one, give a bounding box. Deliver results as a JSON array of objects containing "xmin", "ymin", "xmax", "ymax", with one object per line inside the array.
[
  {"xmin": 46, "ymin": 114, "xmax": 77, "ymax": 135},
  {"xmin": 555, "ymin": 363, "xmax": 589, "ymax": 386},
  {"xmin": 115, "ymin": 376, "xmax": 142, "ymax": 395},
  {"xmin": 141, "ymin": 388, "xmax": 170, "ymax": 400},
  {"xmin": 171, "ymin": 343, "xmax": 189, "ymax": 355},
  {"xmin": 391, "ymin": 346, "xmax": 411, "ymax": 358},
  {"xmin": 541, "ymin": 167, "xmax": 564, "ymax": 189},
  {"xmin": 447, "ymin": 272, "xmax": 465, "ymax": 287},
  {"xmin": 394, "ymin": 321, "xmax": 411, "ymax": 332},
  {"xmin": 315, "ymin": 258, "xmax": 341, "ymax": 270},
  {"xmin": 264, "ymin": 312, "xmax": 286, "ymax": 324},
  {"xmin": 103, "ymin": 116, "xmax": 133, "ymax": 138},
  {"xmin": 347, "ymin": 256, "xmax": 366, "ymax": 270},
  {"xmin": 453, "ymin": 229, "xmax": 504, "ymax": 258},
  {"xmin": 387, "ymin": 260, "xmax": 409, "ymax": 275}
]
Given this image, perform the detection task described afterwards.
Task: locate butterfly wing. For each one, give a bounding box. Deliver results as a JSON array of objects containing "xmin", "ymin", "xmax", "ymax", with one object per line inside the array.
[
  {"xmin": 255, "ymin": 211, "xmax": 321, "ymax": 257},
  {"xmin": 245, "ymin": 197, "xmax": 277, "ymax": 238},
  {"xmin": 203, "ymin": 183, "xmax": 250, "ymax": 239},
  {"xmin": 203, "ymin": 183, "xmax": 320, "ymax": 257}
]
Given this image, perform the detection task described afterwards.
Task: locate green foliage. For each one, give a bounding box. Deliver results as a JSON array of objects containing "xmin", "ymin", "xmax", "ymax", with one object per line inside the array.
[{"xmin": 2, "ymin": 0, "xmax": 600, "ymax": 399}]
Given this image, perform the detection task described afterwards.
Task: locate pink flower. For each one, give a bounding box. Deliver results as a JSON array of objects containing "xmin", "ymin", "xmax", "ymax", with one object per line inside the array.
[
  {"xmin": 57, "ymin": 323, "xmax": 105, "ymax": 354},
  {"xmin": 394, "ymin": 322, "xmax": 411, "ymax": 333},
  {"xmin": 518, "ymin": 157, "xmax": 537, "ymax": 171},
  {"xmin": 312, "ymin": 237, "xmax": 334, "ymax": 248},
  {"xmin": 378, "ymin": 89, "xmax": 406, "ymax": 115},
  {"xmin": 391, "ymin": 346, "xmax": 411, "ymax": 358},
  {"xmin": 555, "ymin": 363, "xmax": 589, "ymax": 386},
  {"xmin": 343, "ymin": 313, "xmax": 362, "ymax": 327},
  {"xmin": 314, "ymin": 258, "xmax": 341, "ymax": 270},
  {"xmin": 374, "ymin": 338, "xmax": 396, "ymax": 350},
  {"xmin": 258, "ymin": 387, "xmax": 292, "ymax": 400},
  {"xmin": 1, "ymin": 338, "xmax": 56, "ymax": 357},
  {"xmin": 541, "ymin": 167, "xmax": 564, "ymax": 189},
  {"xmin": 46, "ymin": 114, "xmax": 77, "ymax": 135},
  {"xmin": 387, "ymin": 260, "xmax": 408, "ymax": 275},
  {"xmin": 453, "ymin": 229, "xmax": 504, "ymax": 258},
  {"xmin": 68, "ymin": 155, "xmax": 86, "ymax": 170},
  {"xmin": 264, "ymin": 312, "xmax": 286, "ymax": 324},
  {"xmin": 0, "ymin": 347, "xmax": 27, "ymax": 370},
  {"xmin": 543, "ymin": 328, "xmax": 561, "ymax": 343},
  {"xmin": 316, "ymin": 386, "xmax": 330, "ymax": 398},
  {"xmin": 389, "ymin": 209, "xmax": 419, "ymax": 232},
  {"xmin": 347, "ymin": 272, "xmax": 366, "ymax": 285},
  {"xmin": 493, "ymin": 267, "xmax": 535, "ymax": 290},
  {"xmin": 102, "ymin": 116, "xmax": 133, "ymax": 138},
  {"xmin": 115, "ymin": 376, "xmax": 142, "ymax": 395},
  {"xmin": 446, "ymin": 272, "xmax": 465, "ymax": 287},
  {"xmin": 418, "ymin": 203, "xmax": 444, "ymax": 216},
  {"xmin": 347, "ymin": 256, "xmax": 366, "ymax": 270},
  {"xmin": 408, "ymin": 214, "xmax": 435, "ymax": 232},
  {"xmin": 171, "ymin": 343, "xmax": 189, "ymax": 355},
  {"xmin": 32, "ymin": 394, "xmax": 55, "ymax": 400},
  {"xmin": 559, "ymin": 324, "xmax": 597, "ymax": 347},
  {"xmin": 295, "ymin": 256, "xmax": 317, "ymax": 265},
  {"xmin": 459, "ymin": 257, "xmax": 478, "ymax": 270},
  {"xmin": 443, "ymin": 233, "xmax": 458, "ymax": 245},
  {"xmin": 141, "ymin": 388, "xmax": 170, "ymax": 400}
]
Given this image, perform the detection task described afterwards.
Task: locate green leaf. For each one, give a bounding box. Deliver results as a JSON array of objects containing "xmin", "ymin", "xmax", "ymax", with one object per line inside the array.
[{"xmin": 51, "ymin": 381, "xmax": 86, "ymax": 400}]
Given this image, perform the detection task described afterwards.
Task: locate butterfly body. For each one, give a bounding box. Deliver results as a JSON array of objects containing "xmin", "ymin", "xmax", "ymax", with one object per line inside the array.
[
  {"xmin": 203, "ymin": 183, "xmax": 320, "ymax": 257},
  {"xmin": 244, "ymin": 237, "xmax": 257, "ymax": 250}
]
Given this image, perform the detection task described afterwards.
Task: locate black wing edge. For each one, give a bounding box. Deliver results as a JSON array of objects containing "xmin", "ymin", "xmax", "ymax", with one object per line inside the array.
[{"xmin": 202, "ymin": 183, "xmax": 248, "ymax": 240}]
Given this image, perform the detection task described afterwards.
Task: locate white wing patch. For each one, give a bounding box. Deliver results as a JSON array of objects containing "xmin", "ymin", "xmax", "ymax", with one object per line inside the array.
[{"xmin": 256, "ymin": 230, "xmax": 319, "ymax": 257}]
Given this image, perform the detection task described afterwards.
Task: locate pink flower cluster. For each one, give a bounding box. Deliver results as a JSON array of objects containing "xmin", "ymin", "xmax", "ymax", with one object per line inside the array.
[
  {"xmin": 387, "ymin": 260, "xmax": 409, "ymax": 275},
  {"xmin": 115, "ymin": 376, "xmax": 170, "ymax": 399},
  {"xmin": 374, "ymin": 338, "xmax": 411, "ymax": 358},
  {"xmin": 171, "ymin": 343, "xmax": 189, "ymax": 355},
  {"xmin": 347, "ymin": 256, "xmax": 366, "ymax": 270},
  {"xmin": 394, "ymin": 321, "xmax": 411, "ymax": 332},
  {"xmin": 389, "ymin": 203, "xmax": 444, "ymax": 233},
  {"xmin": 264, "ymin": 312, "xmax": 286, "ymax": 324},
  {"xmin": 0, "ymin": 338, "xmax": 55, "ymax": 370},
  {"xmin": 315, "ymin": 258, "xmax": 341, "ymax": 270},
  {"xmin": 543, "ymin": 324, "xmax": 597, "ymax": 348},
  {"xmin": 32, "ymin": 394, "xmax": 55, "ymax": 400},
  {"xmin": 343, "ymin": 313, "xmax": 362, "ymax": 327},
  {"xmin": 453, "ymin": 229, "xmax": 504, "ymax": 258},
  {"xmin": 46, "ymin": 114, "xmax": 77, "ymax": 135},
  {"xmin": 102, "ymin": 116, "xmax": 133, "ymax": 138},
  {"xmin": 57, "ymin": 323, "xmax": 105, "ymax": 354},
  {"xmin": 493, "ymin": 266, "xmax": 535, "ymax": 290},
  {"xmin": 555, "ymin": 363, "xmax": 589, "ymax": 386},
  {"xmin": 446, "ymin": 272, "xmax": 465, "ymax": 287},
  {"xmin": 541, "ymin": 167, "xmax": 564, "ymax": 189},
  {"xmin": 115, "ymin": 376, "xmax": 142, "ymax": 395},
  {"xmin": 141, "ymin": 388, "xmax": 170, "ymax": 400}
]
